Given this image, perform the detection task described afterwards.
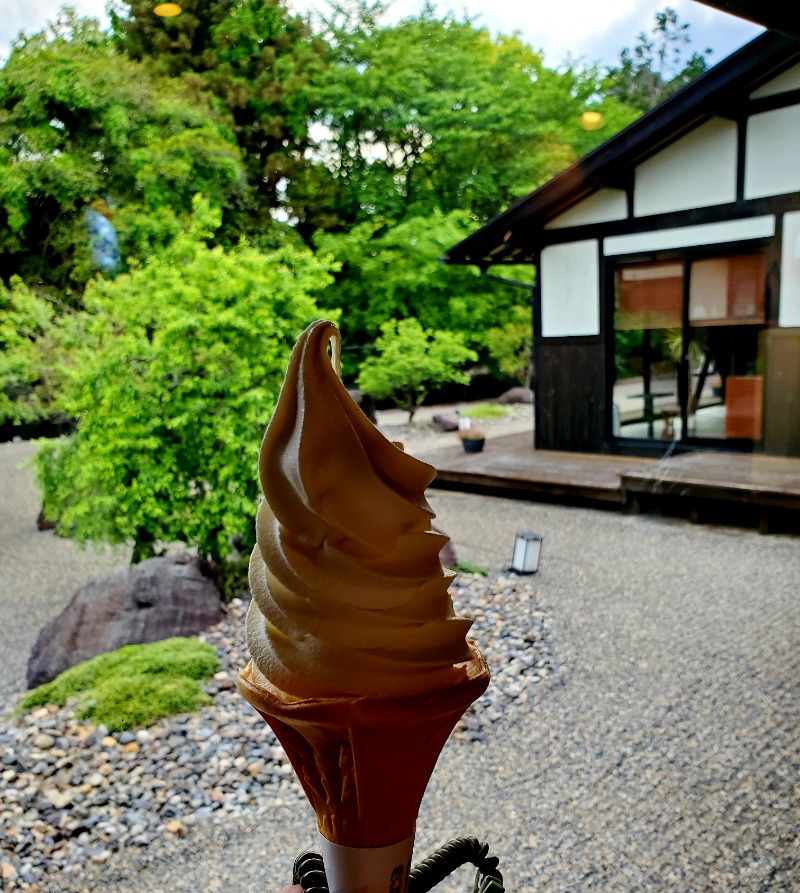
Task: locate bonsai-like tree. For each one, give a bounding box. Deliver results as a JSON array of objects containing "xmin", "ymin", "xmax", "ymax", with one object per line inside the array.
[{"xmin": 357, "ymin": 318, "xmax": 477, "ymax": 423}]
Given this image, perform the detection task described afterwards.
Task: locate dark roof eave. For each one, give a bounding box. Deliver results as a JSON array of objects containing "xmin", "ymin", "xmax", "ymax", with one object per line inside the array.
[
  {"xmin": 695, "ymin": 1, "xmax": 800, "ymax": 40},
  {"xmin": 444, "ymin": 30, "xmax": 799, "ymax": 268}
]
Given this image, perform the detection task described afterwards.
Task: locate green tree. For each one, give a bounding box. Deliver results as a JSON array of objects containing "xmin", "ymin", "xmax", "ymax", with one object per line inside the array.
[
  {"xmin": 605, "ymin": 7, "xmax": 712, "ymax": 111},
  {"xmin": 36, "ymin": 197, "xmax": 336, "ymax": 568},
  {"xmin": 0, "ymin": 9, "xmax": 245, "ymax": 297},
  {"xmin": 300, "ymin": 7, "xmax": 638, "ymax": 230},
  {"xmin": 111, "ymin": 0, "xmax": 327, "ymax": 233},
  {"xmin": 313, "ymin": 210, "xmax": 519, "ymax": 365},
  {"xmin": 357, "ymin": 318, "xmax": 477, "ymax": 422},
  {"xmin": 486, "ymin": 304, "xmax": 534, "ymax": 389},
  {"xmin": 0, "ymin": 279, "xmax": 58, "ymax": 425}
]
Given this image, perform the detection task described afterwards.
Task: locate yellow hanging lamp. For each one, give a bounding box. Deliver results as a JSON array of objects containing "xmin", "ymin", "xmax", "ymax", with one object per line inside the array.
[
  {"xmin": 154, "ymin": 3, "xmax": 182, "ymax": 16},
  {"xmin": 579, "ymin": 111, "xmax": 604, "ymax": 131}
]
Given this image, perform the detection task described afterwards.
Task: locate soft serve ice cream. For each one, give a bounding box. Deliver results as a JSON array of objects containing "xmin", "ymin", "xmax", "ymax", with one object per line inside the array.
[
  {"xmin": 237, "ymin": 320, "xmax": 489, "ymax": 888},
  {"xmin": 245, "ymin": 318, "xmax": 476, "ymax": 699}
]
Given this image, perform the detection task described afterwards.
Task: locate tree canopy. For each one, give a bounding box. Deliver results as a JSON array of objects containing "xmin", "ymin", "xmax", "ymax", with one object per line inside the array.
[
  {"xmin": 0, "ymin": 3, "xmax": 714, "ymax": 570},
  {"xmin": 314, "ymin": 210, "xmax": 524, "ymax": 366},
  {"xmin": 301, "ymin": 8, "xmax": 638, "ymax": 231},
  {"xmin": 605, "ymin": 6, "xmax": 712, "ymax": 111},
  {"xmin": 112, "ymin": 0, "xmax": 328, "ymax": 232},
  {"xmin": 0, "ymin": 10, "xmax": 245, "ymax": 298}
]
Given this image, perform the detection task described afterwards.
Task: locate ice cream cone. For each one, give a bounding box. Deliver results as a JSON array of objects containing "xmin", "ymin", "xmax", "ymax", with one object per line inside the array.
[{"xmin": 237, "ymin": 641, "xmax": 489, "ymax": 849}]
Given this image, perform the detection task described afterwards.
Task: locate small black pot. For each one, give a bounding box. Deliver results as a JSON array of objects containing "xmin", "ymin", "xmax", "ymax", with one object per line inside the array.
[{"xmin": 462, "ymin": 438, "xmax": 485, "ymax": 453}]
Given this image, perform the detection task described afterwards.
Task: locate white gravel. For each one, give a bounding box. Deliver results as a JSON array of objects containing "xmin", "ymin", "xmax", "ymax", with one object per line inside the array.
[{"xmin": 2, "ymin": 436, "xmax": 799, "ymax": 893}]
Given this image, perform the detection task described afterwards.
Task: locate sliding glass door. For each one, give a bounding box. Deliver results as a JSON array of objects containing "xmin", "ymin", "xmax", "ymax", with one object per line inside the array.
[
  {"xmin": 686, "ymin": 254, "xmax": 766, "ymax": 441},
  {"xmin": 613, "ymin": 259, "xmax": 684, "ymax": 441},
  {"xmin": 612, "ymin": 250, "xmax": 767, "ymax": 446}
]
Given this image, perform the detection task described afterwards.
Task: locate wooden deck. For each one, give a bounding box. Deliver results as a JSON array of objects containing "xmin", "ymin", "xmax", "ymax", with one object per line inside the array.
[
  {"xmin": 414, "ymin": 432, "xmax": 657, "ymax": 505},
  {"xmin": 621, "ymin": 451, "xmax": 800, "ymax": 511},
  {"xmin": 415, "ymin": 432, "xmax": 800, "ymax": 527}
]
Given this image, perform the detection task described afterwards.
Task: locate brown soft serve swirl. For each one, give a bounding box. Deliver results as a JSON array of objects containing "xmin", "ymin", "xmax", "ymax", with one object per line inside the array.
[{"xmin": 245, "ymin": 320, "xmax": 475, "ymax": 699}]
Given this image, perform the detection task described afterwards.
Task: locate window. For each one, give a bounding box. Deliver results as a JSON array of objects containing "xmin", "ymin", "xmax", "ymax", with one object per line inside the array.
[
  {"xmin": 616, "ymin": 260, "xmax": 683, "ymax": 330},
  {"xmin": 689, "ymin": 253, "xmax": 766, "ymax": 325},
  {"xmin": 613, "ymin": 249, "xmax": 768, "ymax": 443}
]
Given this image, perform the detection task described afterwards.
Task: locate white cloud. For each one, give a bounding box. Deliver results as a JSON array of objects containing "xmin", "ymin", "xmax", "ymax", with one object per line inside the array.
[
  {"xmin": 0, "ymin": 0, "xmax": 110, "ymax": 61},
  {"xmin": 1, "ymin": 0, "xmax": 763, "ymax": 68},
  {"xmin": 296, "ymin": 0, "xmax": 762, "ymax": 67}
]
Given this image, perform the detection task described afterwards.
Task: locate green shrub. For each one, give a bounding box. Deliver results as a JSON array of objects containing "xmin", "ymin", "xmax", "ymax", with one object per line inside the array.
[
  {"xmin": 19, "ymin": 637, "xmax": 221, "ymax": 731},
  {"xmin": 0, "ymin": 279, "xmax": 58, "ymax": 426},
  {"xmin": 464, "ymin": 404, "xmax": 508, "ymax": 420},
  {"xmin": 357, "ymin": 319, "xmax": 477, "ymax": 422},
  {"xmin": 486, "ymin": 304, "xmax": 533, "ymax": 388},
  {"xmin": 36, "ymin": 197, "xmax": 336, "ymax": 566}
]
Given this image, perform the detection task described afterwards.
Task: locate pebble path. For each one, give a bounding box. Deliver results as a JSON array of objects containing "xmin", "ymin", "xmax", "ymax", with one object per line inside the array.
[
  {"xmin": 1, "ymin": 580, "xmax": 553, "ymax": 892},
  {"xmin": 1, "ymin": 438, "xmax": 799, "ymax": 892}
]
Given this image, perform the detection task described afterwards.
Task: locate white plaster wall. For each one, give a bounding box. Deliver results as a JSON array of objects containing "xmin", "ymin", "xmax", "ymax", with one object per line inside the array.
[
  {"xmin": 750, "ymin": 63, "xmax": 800, "ymax": 99},
  {"xmin": 544, "ymin": 188, "xmax": 628, "ymax": 229},
  {"xmin": 604, "ymin": 216, "xmax": 775, "ymax": 256},
  {"xmin": 744, "ymin": 105, "xmax": 800, "ymax": 199},
  {"xmin": 634, "ymin": 118, "xmax": 738, "ymax": 217},
  {"xmin": 780, "ymin": 211, "xmax": 800, "ymax": 327},
  {"xmin": 540, "ymin": 240, "xmax": 600, "ymax": 338}
]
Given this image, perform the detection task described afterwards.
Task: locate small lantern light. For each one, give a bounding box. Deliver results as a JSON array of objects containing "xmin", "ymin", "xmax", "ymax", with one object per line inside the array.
[
  {"xmin": 154, "ymin": 3, "xmax": 182, "ymax": 16},
  {"xmin": 511, "ymin": 531, "xmax": 542, "ymax": 574},
  {"xmin": 579, "ymin": 110, "xmax": 604, "ymax": 131}
]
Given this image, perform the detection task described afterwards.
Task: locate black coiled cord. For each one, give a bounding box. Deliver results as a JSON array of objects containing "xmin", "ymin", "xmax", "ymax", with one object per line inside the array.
[
  {"xmin": 409, "ymin": 836, "xmax": 503, "ymax": 893},
  {"xmin": 293, "ymin": 837, "xmax": 504, "ymax": 893},
  {"xmin": 293, "ymin": 852, "xmax": 328, "ymax": 893}
]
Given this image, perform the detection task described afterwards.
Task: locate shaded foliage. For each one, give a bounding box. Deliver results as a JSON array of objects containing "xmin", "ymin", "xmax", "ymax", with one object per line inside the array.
[
  {"xmin": 0, "ymin": 278, "xmax": 58, "ymax": 425},
  {"xmin": 314, "ymin": 210, "xmax": 520, "ymax": 368},
  {"xmin": 486, "ymin": 304, "xmax": 534, "ymax": 389},
  {"xmin": 0, "ymin": 9, "xmax": 245, "ymax": 298},
  {"xmin": 111, "ymin": 0, "xmax": 328, "ymax": 232}
]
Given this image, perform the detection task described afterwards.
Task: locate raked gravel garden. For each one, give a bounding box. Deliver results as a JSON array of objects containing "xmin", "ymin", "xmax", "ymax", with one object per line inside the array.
[
  {"xmin": 2, "ymin": 434, "xmax": 799, "ymax": 893},
  {"xmin": 1, "ymin": 578, "xmax": 554, "ymax": 892}
]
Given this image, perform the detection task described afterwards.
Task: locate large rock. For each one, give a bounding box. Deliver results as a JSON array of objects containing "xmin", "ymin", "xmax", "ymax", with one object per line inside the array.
[
  {"xmin": 432, "ymin": 413, "xmax": 459, "ymax": 432},
  {"xmin": 27, "ymin": 553, "xmax": 222, "ymax": 689},
  {"xmin": 497, "ymin": 387, "xmax": 533, "ymax": 405}
]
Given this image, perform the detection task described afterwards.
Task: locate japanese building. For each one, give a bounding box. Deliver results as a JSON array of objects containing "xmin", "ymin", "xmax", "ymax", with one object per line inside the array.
[{"xmin": 444, "ymin": 30, "xmax": 800, "ymax": 458}]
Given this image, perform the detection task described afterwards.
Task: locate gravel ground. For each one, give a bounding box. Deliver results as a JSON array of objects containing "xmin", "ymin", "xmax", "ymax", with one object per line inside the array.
[
  {"xmin": 1, "ymin": 577, "xmax": 552, "ymax": 891},
  {"xmin": 0, "ymin": 440, "xmax": 130, "ymax": 711},
  {"xmin": 1, "ymin": 436, "xmax": 799, "ymax": 892},
  {"xmin": 374, "ymin": 401, "xmax": 533, "ymax": 448}
]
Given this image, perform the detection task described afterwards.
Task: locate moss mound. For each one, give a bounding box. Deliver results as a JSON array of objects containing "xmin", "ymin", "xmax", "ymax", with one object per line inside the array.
[
  {"xmin": 19, "ymin": 637, "xmax": 221, "ymax": 731},
  {"xmin": 465, "ymin": 404, "xmax": 508, "ymax": 420},
  {"xmin": 454, "ymin": 561, "xmax": 489, "ymax": 576}
]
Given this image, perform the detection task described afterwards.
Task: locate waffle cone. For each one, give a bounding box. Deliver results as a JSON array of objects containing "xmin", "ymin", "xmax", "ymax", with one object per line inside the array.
[{"xmin": 237, "ymin": 642, "xmax": 489, "ymax": 848}]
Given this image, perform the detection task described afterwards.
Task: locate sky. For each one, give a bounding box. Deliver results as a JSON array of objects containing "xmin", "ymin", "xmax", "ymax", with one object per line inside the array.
[{"xmin": 0, "ymin": 0, "xmax": 763, "ymax": 69}]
